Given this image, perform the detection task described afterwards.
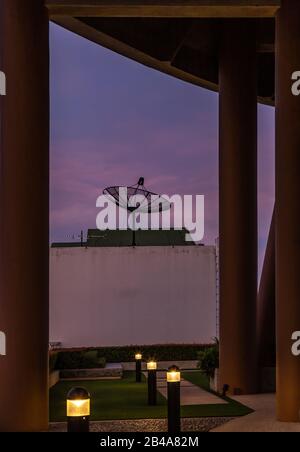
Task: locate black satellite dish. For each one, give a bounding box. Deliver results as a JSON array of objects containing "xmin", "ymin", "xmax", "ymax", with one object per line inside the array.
[{"xmin": 103, "ymin": 177, "xmax": 171, "ymax": 246}]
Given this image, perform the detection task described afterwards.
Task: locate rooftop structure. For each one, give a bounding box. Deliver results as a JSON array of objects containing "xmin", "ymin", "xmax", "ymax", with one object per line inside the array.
[{"xmin": 52, "ymin": 229, "xmax": 198, "ymax": 248}]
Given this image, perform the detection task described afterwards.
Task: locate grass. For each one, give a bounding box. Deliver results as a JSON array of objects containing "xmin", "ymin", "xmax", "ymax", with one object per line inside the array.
[
  {"xmin": 182, "ymin": 372, "xmax": 253, "ymax": 418},
  {"xmin": 50, "ymin": 372, "xmax": 167, "ymax": 422},
  {"xmin": 50, "ymin": 371, "xmax": 252, "ymax": 422},
  {"xmin": 182, "ymin": 371, "xmax": 211, "ymax": 391}
]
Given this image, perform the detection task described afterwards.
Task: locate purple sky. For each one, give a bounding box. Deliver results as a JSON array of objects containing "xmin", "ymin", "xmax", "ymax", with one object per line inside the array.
[{"xmin": 50, "ymin": 23, "xmax": 275, "ymax": 274}]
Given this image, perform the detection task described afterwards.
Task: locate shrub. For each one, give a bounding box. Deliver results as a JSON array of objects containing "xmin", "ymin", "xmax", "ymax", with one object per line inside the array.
[
  {"xmin": 197, "ymin": 340, "xmax": 219, "ymax": 379},
  {"xmin": 81, "ymin": 350, "xmax": 106, "ymax": 369},
  {"xmin": 94, "ymin": 345, "xmax": 209, "ymax": 362},
  {"xmin": 49, "ymin": 352, "xmax": 58, "ymax": 373},
  {"xmin": 55, "ymin": 350, "xmax": 106, "ymax": 370},
  {"xmin": 52, "ymin": 344, "xmax": 213, "ymax": 369}
]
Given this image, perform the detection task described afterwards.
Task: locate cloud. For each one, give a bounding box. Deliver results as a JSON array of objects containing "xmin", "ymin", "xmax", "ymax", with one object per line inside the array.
[{"xmin": 50, "ymin": 23, "xmax": 275, "ymax": 277}]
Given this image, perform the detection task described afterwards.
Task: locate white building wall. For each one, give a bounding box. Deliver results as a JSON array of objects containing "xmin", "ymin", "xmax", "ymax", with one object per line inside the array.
[{"xmin": 50, "ymin": 246, "xmax": 216, "ymax": 348}]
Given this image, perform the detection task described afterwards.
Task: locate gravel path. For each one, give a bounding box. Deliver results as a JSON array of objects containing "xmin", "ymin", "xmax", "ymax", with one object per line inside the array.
[{"xmin": 50, "ymin": 417, "xmax": 234, "ymax": 433}]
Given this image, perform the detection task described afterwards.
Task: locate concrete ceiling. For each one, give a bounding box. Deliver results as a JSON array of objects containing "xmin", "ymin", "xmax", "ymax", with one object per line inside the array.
[{"xmin": 47, "ymin": 1, "xmax": 280, "ymax": 104}]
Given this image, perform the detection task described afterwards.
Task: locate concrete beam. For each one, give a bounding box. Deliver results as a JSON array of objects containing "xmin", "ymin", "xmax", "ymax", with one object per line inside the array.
[
  {"xmin": 46, "ymin": 0, "xmax": 280, "ymax": 18},
  {"xmin": 52, "ymin": 16, "xmax": 219, "ymax": 90}
]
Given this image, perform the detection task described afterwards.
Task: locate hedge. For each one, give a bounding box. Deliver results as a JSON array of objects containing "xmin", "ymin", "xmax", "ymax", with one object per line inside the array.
[
  {"xmin": 55, "ymin": 350, "xmax": 106, "ymax": 370},
  {"xmin": 52, "ymin": 344, "xmax": 212, "ymax": 369},
  {"xmin": 49, "ymin": 352, "xmax": 58, "ymax": 373}
]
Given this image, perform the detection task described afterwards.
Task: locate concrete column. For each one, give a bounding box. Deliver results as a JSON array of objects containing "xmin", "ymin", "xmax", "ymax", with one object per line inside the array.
[
  {"xmin": 219, "ymin": 20, "xmax": 258, "ymax": 395},
  {"xmin": 257, "ymin": 210, "xmax": 275, "ymax": 370},
  {"xmin": 276, "ymin": 0, "xmax": 300, "ymax": 422},
  {"xmin": 0, "ymin": 1, "xmax": 49, "ymax": 431}
]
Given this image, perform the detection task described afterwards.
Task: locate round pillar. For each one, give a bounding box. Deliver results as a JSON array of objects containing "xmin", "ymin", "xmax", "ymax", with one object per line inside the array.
[
  {"xmin": 219, "ymin": 20, "xmax": 258, "ymax": 395},
  {"xmin": 0, "ymin": 1, "xmax": 49, "ymax": 431},
  {"xmin": 257, "ymin": 210, "xmax": 276, "ymax": 371},
  {"xmin": 276, "ymin": 0, "xmax": 300, "ymax": 422}
]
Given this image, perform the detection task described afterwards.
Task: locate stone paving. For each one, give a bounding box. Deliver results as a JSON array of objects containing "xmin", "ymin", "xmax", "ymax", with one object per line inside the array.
[
  {"xmin": 50, "ymin": 417, "xmax": 234, "ymax": 433},
  {"xmin": 146, "ymin": 371, "xmax": 227, "ymax": 406},
  {"xmin": 122, "ymin": 361, "xmax": 199, "ymax": 371},
  {"xmin": 212, "ymin": 394, "xmax": 300, "ymax": 432}
]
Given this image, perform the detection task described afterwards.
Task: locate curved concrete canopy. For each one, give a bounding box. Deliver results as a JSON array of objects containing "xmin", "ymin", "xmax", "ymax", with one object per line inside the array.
[{"xmin": 47, "ymin": 1, "xmax": 279, "ymax": 104}]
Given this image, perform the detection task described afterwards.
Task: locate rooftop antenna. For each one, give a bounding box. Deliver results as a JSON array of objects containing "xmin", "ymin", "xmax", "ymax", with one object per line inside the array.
[
  {"xmin": 68, "ymin": 230, "xmax": 85, "ymax": 247},
  {"xmin": 103, "ymin": 177, "xmax": 171, "ymax": 246}
]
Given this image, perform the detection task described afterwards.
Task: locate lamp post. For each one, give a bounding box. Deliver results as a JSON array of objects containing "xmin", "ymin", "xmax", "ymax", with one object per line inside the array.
[
  {"xmin": 167, "ymin": 366, "xmax": 181, "ymax": 434},
  {"xmin": 67, "ymin": 387, "xmax": 91, "ymax": 432},
  {"xmin": 135, "ymin": 353, "xmax": 142, "ymax": 383},
  {"xmin": 147, "ymin": 361, "xmax": 157, "ymax": 406}
]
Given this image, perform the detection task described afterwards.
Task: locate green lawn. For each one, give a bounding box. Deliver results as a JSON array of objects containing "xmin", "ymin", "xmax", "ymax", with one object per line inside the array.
[
  {"xmin": 50, "ymin": 371, "xmax": 252, "ymax": 422},
  {"xmin": 182, "ymin": 372, "xmax": 253, "ymax": 418},
  {"xmin": 50, "ymin": 372, "xmax": 167, "ymax": 422}
]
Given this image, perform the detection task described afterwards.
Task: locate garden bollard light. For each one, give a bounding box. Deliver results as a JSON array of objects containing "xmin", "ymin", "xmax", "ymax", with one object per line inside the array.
[
  {"xmin": 67, "ymin": 387, "xmax": 90, "ymax": 433},
  {"xmin": 135, "ymin": 353, "xmax": 142, "ymax": 383},
  {"xmin": 167, "ymin": 365, "xmax": 181, "ymax": 434},
  {"xmin": 147, "ymin": 361, "xmax": 157, "ymax": 406}
]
